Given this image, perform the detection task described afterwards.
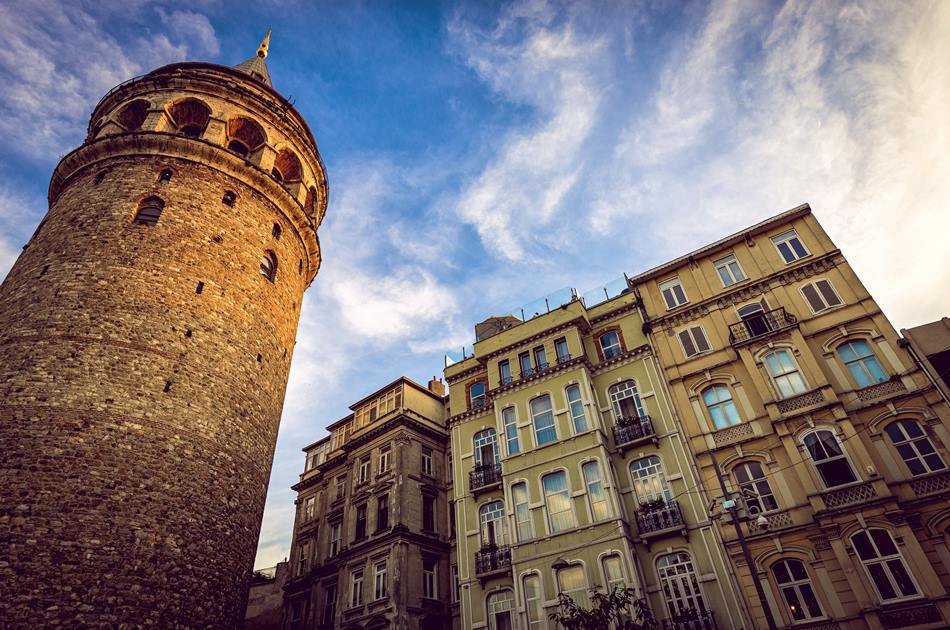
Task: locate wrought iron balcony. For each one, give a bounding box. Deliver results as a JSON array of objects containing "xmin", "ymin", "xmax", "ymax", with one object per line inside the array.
[
  {"xmin": 520, "ymin": 367, "xmax": 535, "ymax": 378},
  {"xmin": 612, "ymin": 415, "xmax": 656, "ymax": 449},
  {"xmin": 662, "ymin": 609, "xmax": 717, "ymax": 630},
  {"xmin": 469, "ymin": 463, "xmax": 502, "ymax": 495},
  {"xmin": 500, "ymin": 374, "xmax": 513, "ymax": 385},
  {"xmin": 556, "ymin": 352, "xmax": 572, "ymax": 365},
  {"xmin": 727, "ymin": 307, "xmax": 797, "ymax": 345},
  {"xmin": 635, "ymin": 500, "xmax": 685, "ymax": 538},
  {"xmin": 475, "ymin": 545, "xmax": 511, "ymax": 577}
]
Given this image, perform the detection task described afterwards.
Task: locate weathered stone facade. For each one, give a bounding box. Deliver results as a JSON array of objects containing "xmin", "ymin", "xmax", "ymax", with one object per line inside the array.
[{"xmin": 0, "ymin": 42, "xmax": 326, "ymax": 626}]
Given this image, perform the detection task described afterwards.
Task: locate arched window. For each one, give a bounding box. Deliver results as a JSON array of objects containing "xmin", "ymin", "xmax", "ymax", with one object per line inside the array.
[
  {"xmin": 469, "ymin": 381, "xmax": 487, "ymax": 410},
  {"xmin": 837, "ymin": 340, "xmax": 888, "ymax": 388},
  {"xmin": 609, "ymin": 380, "xmax": 645, "ymax": 421},
  {"xmin": 732, "ymin": 462, "xmax": 778, "ymax": 514},
  {"xmin": 158, "ymin": 168, "xmax": 172, "ymax": 184},
  {"xmin": 133, "ymin": 196, "xmax": 164, "ymax": 226},
  {"xmin": 802, "ymin": 430, "xmax": 857, "ymax": 488},
  {"xmin": 542, "ymin": 471, "xmax": 575, "ymax": 533},
  {"xmin": 602, "ymin": 554, "xmax": 626, "ymax": 592},
  {"xmin": 222, "ymin": 191, "xmax": 236, "ymax": 206},
  {"xmin": 598, "ymin": 330, "xmax": 623, "ymax": 359},
  {"xmin": 565, "ymin": 384, "xmax": 588, "ymax": 433},
  {"xmin": 629, "ymin": 455, "xmax": 671, "ymax": 504},
  {"xmin": 702, "ymin": 384, "xmax": 740, "ymax": 429},
  {"xmin": 167, "ymin": 98, "xmax": 211, "ymax": 138},
  {"xmin": 556, "ymin": 563, "xmax": 589, "ymax": 607},
  {"xmin": 227, "ymin": 116, "xmax": 266, "ymax": 158},
  {"xmin": 582, "ymin": 461, "xmax": 610, "ymax": 521},
  {"xmin": 511, "ymin": 482, "xmax": 532, "ymax": 541},
  {"xmin": 259, "ymin": 251, "xmax": 277, "ymax": 282},
  {"xmin": 772, "ymin": 559, "xmax": 824, "ymax": 622},
  {"xmin": 850, "ymin": 529, "xmax": 919, "ymax": 602},
  {"xmin": 522, "ymin": 574, "xmax": 544, "ymax": 628},
  {"xmin": 486, "ymin": 589, "xmax": 514, "ymax": 630},
  {"xmin": 272, "ymin": 223, "xmax": 282, "ymax": 239},
  {"xmin": 884, "ymin": 420, "xmax": 946, "ymax": 476},
  {"xmin": 115, "ymin": 99, "xmax": 149, "ymax": 131},
  {"xmin": 273, "ymin": 148, "xmax": 303, "ymax": 183},
  {"xmin": 530, "ymin": 395, "xmax": 557, "ymax": 446},
  {"xmin": 502, "ymin": 407, "xmax": 519, "ymax": 456},
  {"xmin": 473, "ymin": 428, "xmax": 497, "ymax": 467},
  {"xmin": 656, "ymin": 552, "xmax": 706, "ymax": 617},
  {"xmin": 763, "ymin": 349, "xmax": 808, "ymax": 398},
  {"xmin": 478, "ymin": 500, "xmax": 507, "ymax": 547}
]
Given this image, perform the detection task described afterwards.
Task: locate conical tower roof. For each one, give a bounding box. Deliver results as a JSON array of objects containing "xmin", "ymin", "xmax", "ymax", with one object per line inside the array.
[{"xmin": 234, "ymin": 29, "xmax": 273, "ymax": 87}]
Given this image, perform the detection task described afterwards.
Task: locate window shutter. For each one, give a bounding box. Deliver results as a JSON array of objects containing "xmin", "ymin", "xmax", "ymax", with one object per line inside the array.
[
  {"xmin": 692, "ymin": 327, "xmax": 710, "ymax": 352},
  {"xmin": 679, "ymin": 330, "xmax": 697, "ymax": 357},
  {"xmin": 816, "ymin": 280, "xmax": 841, "ymax": 306},
  {"xmin": 801, "ymin": 283, "xmax": 825, "ymax": 312}
]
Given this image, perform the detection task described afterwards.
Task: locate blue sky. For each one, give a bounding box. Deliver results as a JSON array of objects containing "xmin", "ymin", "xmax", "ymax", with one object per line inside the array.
[{"xmin": 2, "ymin": 0, "xmax": 948, "ymax": 569}]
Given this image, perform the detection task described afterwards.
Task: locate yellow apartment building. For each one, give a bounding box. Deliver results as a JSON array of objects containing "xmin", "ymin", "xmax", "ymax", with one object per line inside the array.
[
  {"xmin": 445, "ymin": 285, "xmax": 745, "ymax": 629},
  {"xmin": 631, "ymin": 204, "xmax": 950, "ymax": 629}
]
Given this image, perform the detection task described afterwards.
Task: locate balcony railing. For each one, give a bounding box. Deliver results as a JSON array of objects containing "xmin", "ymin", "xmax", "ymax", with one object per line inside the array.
[
  {"xmin": 470, "ymin": 463, "xmax": 502, "ymax": 494},
  {"xmin": 662, "ymin": 609, "xmax": 717, "ymax": 630},
  {"xmin": 500, "ymin": 374, "xmax": 513, "ymax": 385},
  {"xmin": 635, "ymin": 500, "xmax": 685, "ymax": 537},
  {"xmin": 471, "ymin": 397, "xmax": 489, "ymax": 411},
  {"xmin": 728, "ymin": 307, "xmax": 797, "ymax": 345},
  {"xmin": 475, "ymin": 545, "xmax": 511, "ymax": 577},
  {"xmin": 613, "ymin": 415, "xmax": 656, "ymax": 448},
  {"xmin": 556, "ymin": 353, "xmax": 572, "ymax": 365}
]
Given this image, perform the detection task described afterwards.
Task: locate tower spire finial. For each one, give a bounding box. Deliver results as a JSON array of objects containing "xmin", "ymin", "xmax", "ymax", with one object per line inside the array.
[{"xmin": 257, "ymin": 28, "xmax": 272, "ymax": 59}]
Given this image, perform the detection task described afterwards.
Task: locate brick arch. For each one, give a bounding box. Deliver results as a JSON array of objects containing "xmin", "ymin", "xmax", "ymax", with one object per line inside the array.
[
  {"xmin": 272, "ymin": 148, "xmax": 303, "ymax": 183},
  {"xmin": 754, "ymin": 545, "xmax": 819, "ymax": 572},
  {"xmin": 226, "ymin": 116, "xmax": 267, "ymax": 156},
  {"xmin": 166, "ymin": 97, "xmax": 211, "ymax": 137},
  {"xmin": 115, "ymin": 99, "xmax": 150, "ymax": 131}
]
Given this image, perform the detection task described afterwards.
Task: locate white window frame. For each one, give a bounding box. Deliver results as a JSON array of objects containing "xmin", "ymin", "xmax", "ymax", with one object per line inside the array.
[
  {"xmin": 378, "ymin": 445, "xmax": 391, "ymax": 474},
  {"xmin": 557, "ymin": 563, "xmax": 590, "ymax": 608},
  {"xmin": 678, "ymin": 325, "xmax": 711, "ymax": 358},
  {"xmin": 523, "ymin": 573, "xmax": 544, "ymax": 628},
  {"xmin": 599, "ymin": 330, "xmax": 623, "ymax": 360},
  {"xmin": 329, "ymin": 522, "xmax": 341, "ymax": 557},
  {"xmin": 479, "ymin": 500, "xmax": 508, "ymax": 547},
  {"xmin": 373, "ymin": 560, "xmax": 387, "ymax": 600},
  {"xmin": 486, "ymin": 589, "xmax": 515, "ymax": 630},
  {"xmin": 608, "ymin": 380, "xmax": 646, "ymax": 421},
  {"xmin": 656, "ymin": 551, "xmax": 707, "ymax": 617},
  {"xmin": 350, "ymin": 569, "xmax": 364, "ymax": 607},
  {"xmin": 702, "ymin": 384, "xmax": 741, "ymax": 430},
  {"xmin": 423, "ymin": 559, "xmax": 437, "ymax": 599},
  {"xmin": 566, "ymin": 384, "xmax": 588, "ymax": 434},
  {"xmin": 511, "ymin": 481, "xmax": 533, "ymax": 541},
  {"xmin": 801, "ymin": 429, "xmax": 859, "ymax": 489},
  {"xmin": 713, "ymin": 253, "xmax": 747, "ymax": 287},
  {"xmin": 601, "ymin": 554, "xmax": 627, "ymax": 593},
  {"xmin": 422, "ymin": 446, "xmax": 433, "ymax": 476},
  {"xmin": 771, "ymin": 558, "xmax": 826, "ymax": 623},
  {"xmin": 771, "ymin": 229, "xmax": 810, "ymax": 263},
  {"xmin": 357, "ymin": 456, "xmax": 370, "ymax": 485},
  {"xmin": 837, "ymin": 340, "xmax": 889, "ymax": 389},
  {"xmin": 732, "ymin": 461, "xmax": 778, "ymax": 514},
  {"xmin": 303, "ymin": 496, "xmax": 315, "ymax": 521},
  {"xmin": 296, "ymin": 540, "xmax": 310, "ymax": 576},
  {"xmin": 659, "ymin": 276, "xmax": 689, "ymax": 309},
  {"xmin": 851, "ymin": 529, "xmax": 921, "ymax": 603},
  {"xmin": 763, "ymin": 348, "xmax": 809, "ymax": 399},
  {"xmin": 800, "ymin": 278, "xmax": 842, "ymax": 313},
  {"xmin": 582, "ymin": 460, "xmax": 611, "ymax": 522},
  {"xmin": 530, "ymin": 394, "xmax": 557, "ymax": 447},
  {"xmin": 322, "ymin": 583, "xmax": 338, "ymax": 625},
  {"xmin": 473, "ymin": 428, "xmax": 499, "ymax": 466},
  {"xmin": 542, "ymin": 470, "xmax": 576, "ymax": 534},
  {"xmin": 502, "ymin": 407, "xmax": 520, "ymax": 456},
  {"xmin": 451, "ymin": 564, "xmax": 459, "ymax": 603},
  {"xmin": 884, "ymin": 420, "xmax": 946, "ymax": 476}
]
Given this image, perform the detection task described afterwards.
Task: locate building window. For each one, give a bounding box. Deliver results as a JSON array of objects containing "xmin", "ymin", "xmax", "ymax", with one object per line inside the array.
[
  {"xmin": 378, "ymin": 445, "xmax": 391, "ymax": 474},
  {"xmin": 702, "ymin": 384, "xmax": 741, "ymax": 429},
  {"xmin": 772, "ymin": 229, "xmax": 809, "ymax": 263},
  {"xmin": 555, "ymin": 337, "xmax": 570, "ymax": 363},
  {"xmin": 851, "ymin": 529, "xmax": 919, "ymax": 602},
  {"xmin": 322, "ymin": 583, "xmax": 338, "ymax": 626},
  {"xmin": 660, "ymin": 277, "xmax": 688, "ymax": 309},
  {"xmin": 884, "ymin": 420, "xmax": 946, "ymax": 476},
  {"xmin": 479, "ymin": 500, "xmax": 508, "ymax": 547},
  {"xmin": 422, "ymin": 446, "xmax": 433, "ymax": 476},
  {"xmin": 542, "ymin": 471, "xmax": 575, "ymax": 533},
  {"xmin": 452, "ymin": 564, "xmax": 460, "ymax": 603},
  {"xmin": 355, "ymin": 504, "xmax": 367, "ymax": 540},
  {"xmin": 259, "ymin": 251, "xmax": 277, "ymax": 282},
  {"xmin": 133, "ymin": 196, "xmax": 164, "ymax": 226},
  {"xmin": 599, "ymin": 330, "xmax": 623, "ymax": 359},
  {"xmin": 511, "ymin": 481, "xmax": 532, "ymax": 541},
  {"xmin": 486, "ymin": 589, "xmax": 514, "ymax": 630},
  {"xmin": 733, "ymin": 462, "xmax": 778, "ymax": 514},
  {"xmin": 630, "ymin": 455, "xmax": 672, "ymax": 504},
  {"xmin": 772, "ymin": 559, "xmax": 824, "ymax": 622},
  {"xmin": 566, "ymin": 384, "xmax": 588, "ymax": 433},
  {"xmin": 801, "ymin": 279, "xmax": 842, "ymax": 313},
  {"xmin": 582, "ymin": 460, "xmax": 610, "ymax": 521},
  {"xmin": 602, "ymin": 555, "xmax": 625, "ymax": 592},
  {"xmin": 357, "ymin": 456, "xmax": 370, "ymax": 486},
  {"xmin": 167, "ymin": 97, "xmax": 211, "ymax": 137},
  {"xmin": 763, "ymin": 349, "xmax": 808, "ymax": 398},
  {"xmin": 473, "ymin": 428, "xmax": 498, "ymax": 466},
  {"xmin": 422, "ymin": 495, "xmax": 435, "ymax": 532},
  {"xmin": 272, "ymin": 222, "xmax": 282, "ymax": 239},
  {"xmin": 556, "ymin": 564, "xmax": 589, "ymax": 608},
  {"xmin": 469, "ymin": 380, "xmax": 487, "ymax": 410},
  {"xmin": 423, "ymin": 558, "xmax": 437, "ymax": 599},
  {"xmin": 533, "ymin": 346, "xmax": 548, "ymax": 370},
  {"xmin": 302, "ymin": 496, "xmax": 315, "ymax": 521},
  {"xmin": 499, "ymin": 359, "xmax": 512, "ymax": 385},
  {"xmin": 376, "ymin": 494, "xmax": 389, "ymax": 531},
  {"xmin": 803, "ymin": 430, "xmax": 858, "ymax": 488},
  {"xmin": 714, "ymin": 253, "xmax": 746, "ymax": 287},
  {"xmin": 329, "ymin": 522, "xmax": 341, "ymax": 557},
  {"xmin": 350, "ymin": 569, "xmax": 364, "ymax": 607},
  {"xmin": 530, "ymin": 395, "xmax": 557, "ymax": 446},
  {"xmin": 678, "ymin": 325, "xmax": 711, "ymax": 358},
  {"xmin": 519, "ymin": 351, "xmax": 533, "ymax": 378},
  {"xmin": 222, "ymin": 190, "xmax": 236, "ymax": 206},
  {"xmin": 837, "ymin": 340, "xmax": 888, "ymax": 388},
  {"xmin": 296, "ymin": 540, "xmax": 310, "ymax": 576},
  {"xmin": 288, "ymin": 599, "xmax": 304, "ymax": 630},
  {"xmin": 335, "ymin": 475, "xmax": 346, "ymax": 501},
  {"xmin": 609, "ymin": 380, "xmax": 645, "ymax": 421},
  {"xmin": 373, "ymin": 561, "xmax": 387, "ymax": 600},
  {"xmin": 523, "ymin": 574, "xmax": 544, "ymax": 628},
  {"xmin": 502, "ymin": 407, "xmax": 520, "ymax": 456},
  {"xmin": 657, "ymin": 552, "xmax": 707, "ymax": 617},
  {"xmin": 158, "ymin": 168, "xmax": 172, "ymax": 184}
]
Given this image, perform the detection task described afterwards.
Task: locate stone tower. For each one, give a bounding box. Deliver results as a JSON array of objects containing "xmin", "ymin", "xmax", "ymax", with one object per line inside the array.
[{"xmin": 0, "ymin": 33, "xmax": 327, "ymax": 626}]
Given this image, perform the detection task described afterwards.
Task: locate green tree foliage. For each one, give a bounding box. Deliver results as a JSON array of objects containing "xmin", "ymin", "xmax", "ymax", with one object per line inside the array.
[{"xmin": 549, "ymin": 587, "xmax": 658, "ymax": 630}]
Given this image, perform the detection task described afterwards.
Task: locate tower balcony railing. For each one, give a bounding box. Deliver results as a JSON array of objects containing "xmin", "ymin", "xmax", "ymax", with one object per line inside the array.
[
  {"xmin": 727, "ymin": 307, "xmax": 797, "ymax": 346},
  {"xmin": 470, "ymin": 463, "xmax": 503, "ymax": 495},
  {"xmin": 635, "ymin": 500, "xmax": 686, "ymax": 539},
  {"xmin": 475, "ymin": 544, "xmax": 512, "ymax": 579},
  {"xmin": 613, "ymin": 415, "xmax": 657, "ymax": 449}
]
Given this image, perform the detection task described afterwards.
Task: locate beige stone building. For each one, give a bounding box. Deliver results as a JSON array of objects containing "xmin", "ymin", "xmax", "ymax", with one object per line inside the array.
[
  {"xmin": 283, "ymin": 377, "xmax": 458, "ymax": 630},
  {"xmin": 631, "ymin": 204, "xmax": 950, "ymax": 629}
]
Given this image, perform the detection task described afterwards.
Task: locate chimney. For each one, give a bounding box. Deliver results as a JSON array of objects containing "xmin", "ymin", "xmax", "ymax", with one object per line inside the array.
[{"xmin": 427, "ymin": 376, "xmax": 446, "ymax": 397}]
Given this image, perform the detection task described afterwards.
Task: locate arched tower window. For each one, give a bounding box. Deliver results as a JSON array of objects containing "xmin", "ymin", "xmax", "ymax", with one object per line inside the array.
[
  {"xmin": 115, "ymin": 99, "xmax": 150, "ymax": 131},
  {"xmin": 272, "ymin": 223, "xmax": 282, "ymax": 239},
  {"xmin": 222, "ymin": 191, "xmax": 236, "ymax": 206},
  {"xmin": 133, "ymin": 196, "xmax": 164, "ymax": 226},
  {"xmin": 158, "ymin": 168, "xmax": 172, "ymax": 184},
  {"xmin": 227, "ymin": 116, "xmax": 266, "ymax": 158},
  {"xmin": 272, "ymin": 149, "xmax": 303, "ymax": 183},
  {"xmin": 259, "ymin": 251, "xmax": 277, "ymax": 282},
  {"xmin": 167, "ymin": 98, "xmax": 211, "ymax": 138}
]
